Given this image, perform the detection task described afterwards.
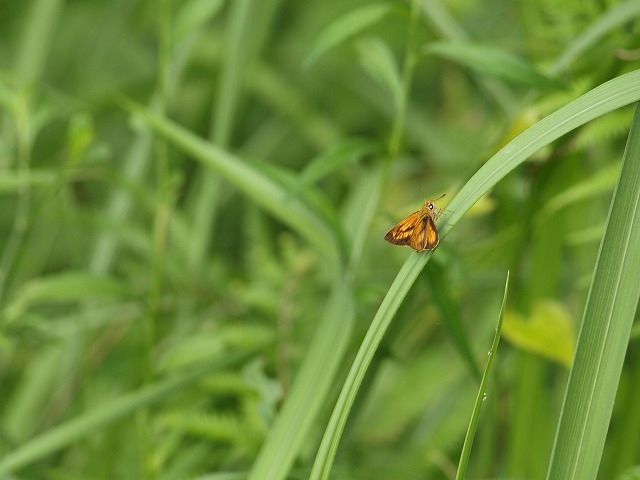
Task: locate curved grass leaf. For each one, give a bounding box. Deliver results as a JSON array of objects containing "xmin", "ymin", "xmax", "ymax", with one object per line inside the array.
[
  {"xmin": 118, "ymin": 97, "xmax": 345, "ymax": 267},
  {"xmin": 444, "ymin": 71, "xmax": 640, "ymax": 229},
  {"xmin": 304, "ymin": 3, "xmax": 394, "ymax": 67},
  {"xmin": 310, "ymin": 70, "xmax": 640, "ymax": 480},
  {"xmin": 310, "ymin": 256, "xmax": 429, "ymax": 480},
  {"xmin": 357, "ymin": 37, "xmax": 403, "ymax": 108},
  {"xmin": 3, "ymin": 272, "xmax": 130, "ymax": 324},
  {"xmin": 424, "ymin": 42, "xmax": 563, "ymax": 90},
  {"xmin": 544, "ymin": 162, "xmax": 619, "ymax": 215},
  {"xmin": 289, "ymin": 138, "xmax": 379, "ymax": 196},
  {"xmin": 551, "ymin": 0, "xmax": 640, "ymax": 75}
]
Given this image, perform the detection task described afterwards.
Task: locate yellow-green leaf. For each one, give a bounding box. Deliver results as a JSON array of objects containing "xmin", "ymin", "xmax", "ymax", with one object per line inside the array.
[{"xmin": 503, "ymin": 300, "xmax": 576, "ymax": 368}]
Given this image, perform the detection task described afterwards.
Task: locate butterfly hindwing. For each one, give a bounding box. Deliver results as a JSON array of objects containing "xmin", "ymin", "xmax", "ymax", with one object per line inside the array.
[{"xmin": 424, "ymin": 215, "xmax": 439, "ymax": 250}]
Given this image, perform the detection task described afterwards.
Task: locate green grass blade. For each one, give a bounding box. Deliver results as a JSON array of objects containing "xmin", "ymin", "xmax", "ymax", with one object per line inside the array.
[
  {"xmin": 3, "ymin": 272, "xmax": 129, "ymax": 323},
  {"xmin": 189, "ymin": 0, "xmax": 281, "ymax": 272},
  {"xmin": 357, "ymin": 37, "xmax": 403, "ymax": 108},
  {"xmin": 310, "ymin": 256, "xmax": 430, "ymax": 480},
  {"xmin": 310, "ymin": 70, "xmax": 640, "ymax": 480},
  {"xmin": 543, "ymin": 162, "xmax": 619, "ymax": 215},
  {"xmin": 0, "ymin": 169, "xmax": 56, "ymax": 192},
  {"xmin": 546, "ymin": 104, "xmax": 640, "ymax": 480},
  {"xmin": 211, "ymin": 0, "xmax": 281, "ymax": 145},
  {"xmin": 118, "ymin": 98, "xmax": 344, "ymax": 266},
  {"xmin": 304, "ymin": 3, "xmax": 394, "ymax": 67},
  {"xmin": 172, "ymin": 0, "xmax": 224, "ymax": 42},
  {"xmin": 14, "ymin": 0, "xmax": 64, "ymax": 82},
  {"xmin": 247, "ymin": 278, "xmax": 354, "ymax": 480},
  {"xmin": 424, "ymin": 42, "xmax": 563, "ymax": 90},
  {"xmin": 426, "ymin": 262, "xmax": 481, "ymax": 380},
  {"xmin": 443, "ymin": 70, "xmax": 640, "ymax": 232},
  {"xmin": 0, "ymin": 350, "xmax": 261, "ymax": 476},
  {"xmin": 456, "ymin": 271, "xmax": 509, "ymax": 479},
  {"xmin": 550, "ymin": 0, "xmax": 640, "ymax": 76},
  {"xmin": 289, "ymin": 138, "xmax": 379, "ymax": 196},
  {"xmin": 342, "ymin": 165, "xmax": 384, "ymax": 271},
  {"xmin": 615, "ymin": 466, "xmax": 640, "ymax": 480},
  {"xmin": 418, "ymin": 0, "xmax": 517, "ymax": 112}
]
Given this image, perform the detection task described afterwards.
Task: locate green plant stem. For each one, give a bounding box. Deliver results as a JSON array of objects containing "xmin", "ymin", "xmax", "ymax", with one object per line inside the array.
[{"xmin": 456, "ymin": 271, "xmax": 508, "ymax": 479}]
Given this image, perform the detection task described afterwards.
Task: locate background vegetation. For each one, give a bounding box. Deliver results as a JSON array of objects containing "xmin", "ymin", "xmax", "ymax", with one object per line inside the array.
[{"xmin": 1, "ymin": 0, "xmax": 639, "ymax": 479}]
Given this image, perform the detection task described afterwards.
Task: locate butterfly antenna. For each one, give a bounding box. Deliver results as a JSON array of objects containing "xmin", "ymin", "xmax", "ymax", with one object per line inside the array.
[{"xmin": 421, "ymin": 190, "xmax": 445, "ymax": 202}]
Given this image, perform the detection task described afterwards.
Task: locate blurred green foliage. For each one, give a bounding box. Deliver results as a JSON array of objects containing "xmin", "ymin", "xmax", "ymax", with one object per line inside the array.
[{"xmin": 1, "ymin": 0, "xmax": 639, "ymax": 479}]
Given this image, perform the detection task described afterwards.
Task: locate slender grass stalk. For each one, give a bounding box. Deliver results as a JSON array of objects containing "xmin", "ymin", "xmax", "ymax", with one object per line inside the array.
[
  {"xmin": 188, "ymin": 0, "xmax": 282, "ymax": 272},
  {"xmin": 456, "ymin": 271, "xmax": 508, "ymax": 479},
  {"xmin": 137, "ymin": 4, "xmax": 175, "ymax": 478},
  {"xmin": 0, "ymin": 0, "xmax": 63, "ymax": 304},
  {"xmin": 246, "ymin": 276, "xmax": 354, "ymax": 480},
  {"xmin": 14, "ymin": 0, "xmax": 64, "ymax": 83},
  {"xmin": 387, "ymin": 0, "xmax": 420, "ymax": 162},
  {"xmin": 0, "ymin": 93, "xmax": 32, "ymax": 306}
]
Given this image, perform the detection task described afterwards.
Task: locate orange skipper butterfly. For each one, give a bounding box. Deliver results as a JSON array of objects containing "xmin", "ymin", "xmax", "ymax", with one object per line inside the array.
[{"xmin": 384, "ymin": 194, "xmax": 444, "ymax": 252}]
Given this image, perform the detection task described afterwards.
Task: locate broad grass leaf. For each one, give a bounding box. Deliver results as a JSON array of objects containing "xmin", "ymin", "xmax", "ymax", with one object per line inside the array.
[{"xmin": 547, "ymin": 103, "xmax": 640, "ymax": 480}]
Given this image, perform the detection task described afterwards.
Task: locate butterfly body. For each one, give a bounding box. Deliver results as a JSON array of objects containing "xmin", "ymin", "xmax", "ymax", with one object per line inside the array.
[{"xmin": 384, "ymin": 199, "xmax": 441, "ymax": 252}]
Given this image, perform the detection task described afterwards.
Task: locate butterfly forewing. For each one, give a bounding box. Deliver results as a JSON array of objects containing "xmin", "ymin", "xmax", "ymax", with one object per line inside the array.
[{"xmin": 384, "ymin": 211, "xmax": 422, "ymax": 246}]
